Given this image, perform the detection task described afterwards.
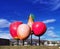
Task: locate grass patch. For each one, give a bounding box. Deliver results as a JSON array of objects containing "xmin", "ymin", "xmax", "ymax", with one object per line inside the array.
[{"xmin": 0, "ymin": 46, "xmax": 59, "ymax": 49}]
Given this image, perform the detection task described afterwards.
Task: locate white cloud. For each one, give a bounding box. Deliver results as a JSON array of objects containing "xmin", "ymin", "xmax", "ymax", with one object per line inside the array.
[
  {"xmin": 47, "ymin": 26, "xmax": 55, "ymax": 30},
  {"xmin": 33, "ymin": 0, "xmax": 48, "ymax": 4},
  {"xmin": 32, "ymin": 0, "xmax": 60, "ymax": 4},
  {"xmin": 0, "ymin": 19, "xmax": 12, "ymax": 39},
  {"xmin": 46, "ymin": 27, "xmax": 60, "ymax": 38},
  {"xmin": 40, "ymin": 26, "xmax": 59, "ymax": 40},
  {"xmin": 0, "ymin": 30, "xmax": 12, "ymax": 39},
  {"xmin": 33, "ymin": 0, "xmax": 39, "ymax": 3},
  {"xmin": 40, "ymin": 36, "xmax": 46, "ymax": 39},
  {"xmin": 51, "ymin": 3, "xmax": 60, "ymax": 11},
  {"xmin": 32, "ymin": 0, "xmax": 60, "ymax": 11},
  {"xmin": 0, "ymin": 30, "xmax": 9, "ymax": 32},
  {"xmin": 0, "ymin": 33, "xmax": 12, "ymax": 39},
  {"xmin": 32, "ymin": 35, "xmax": 38, "ymax": 39},
  {"xmin": 43, "ymin": 19, "xmax": 56, "ymax": 23},
  {"xmin": 0, "ymin": 19, "xmax": 11, "ymax": 28},
  {"xmin": 47, "ymin": 30, "xmax": 59, "ymax": 38}
]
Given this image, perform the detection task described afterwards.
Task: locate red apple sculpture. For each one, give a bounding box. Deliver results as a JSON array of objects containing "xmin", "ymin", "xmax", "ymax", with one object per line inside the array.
[
  {"xmin": 10, "ymin": 21, "xmax": 23, "ymax": 39},
  {"xmin": 32, "ymin": 22, "xmax": 47, "ymax": 36},
  {"xmin": 17, "ymin": 24, "xmax": 31, "ymax": 40}
]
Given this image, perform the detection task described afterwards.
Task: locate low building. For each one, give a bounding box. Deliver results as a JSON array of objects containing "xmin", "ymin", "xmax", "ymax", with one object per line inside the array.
[
  {"xmin": 0, "ymin": 38, "xmax": 10, "ymax": 46},
  {"xmin": 44, "ymin": 40, "xmax": 60, "ymax": 46}
]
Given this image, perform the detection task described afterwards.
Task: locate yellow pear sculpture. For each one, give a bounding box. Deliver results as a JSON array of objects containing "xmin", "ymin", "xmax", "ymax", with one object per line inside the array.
[{"xmin": 27, "ymin": 14, "xmax": 34, "ymax": 33}]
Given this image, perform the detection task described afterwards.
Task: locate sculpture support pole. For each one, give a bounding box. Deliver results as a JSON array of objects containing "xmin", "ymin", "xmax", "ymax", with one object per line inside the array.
[
  {"xmin": 39, "ymin": 36, "xmax": 40, "ymax": 46},
  {"xmin": 23, "ymin": 40, "xmax": 24, "ymax": 46},
  {"xmin": 17, "ymin": 39, "xmax": 19, "ymax": 46},
  {"xmin": 31, "ymin": 33, "xmax": 32, "ymax": 45}
]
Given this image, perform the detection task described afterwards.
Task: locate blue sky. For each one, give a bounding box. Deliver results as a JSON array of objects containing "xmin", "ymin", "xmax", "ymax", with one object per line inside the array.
[{"xmin": 0, "ymin": 0, "xmax": 60, "ymax": 41}]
